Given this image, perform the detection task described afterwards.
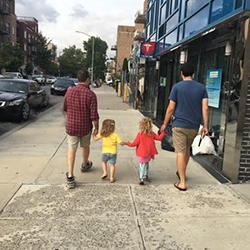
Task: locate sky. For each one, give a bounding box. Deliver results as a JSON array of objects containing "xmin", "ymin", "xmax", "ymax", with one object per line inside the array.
[{"xmin": 15, "ymin": 0, "xmax": 145, "ymax": 58}]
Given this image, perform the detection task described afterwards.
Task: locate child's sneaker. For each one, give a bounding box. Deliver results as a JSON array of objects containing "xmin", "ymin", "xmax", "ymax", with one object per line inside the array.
[
  {"xmin": 144, "ymin": 176, "xmax": 151, "ymax": 182},
  {"xmin": 80, "ymin": 161, "xmax": 93, "ymax": 172},
  {"xmin": 66, "ymin": 172, "xmax": 75, "ymax": 189},
  {"xmin": 139, "ymin": 180, "xmax": 144, "ymax": 185}
]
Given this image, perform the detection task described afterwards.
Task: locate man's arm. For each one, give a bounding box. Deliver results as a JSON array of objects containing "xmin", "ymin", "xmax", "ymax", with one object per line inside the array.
[
  {"xmin": 161, "ymin": 100, "xmax": 176, "ymax": 132},
  {"xmin": 92, "ymin": 120, "xmax": 99, "ymax": 136},
  {"xmin": 202, "ymin": 98, "xmax": 209, "ymax": 135}
]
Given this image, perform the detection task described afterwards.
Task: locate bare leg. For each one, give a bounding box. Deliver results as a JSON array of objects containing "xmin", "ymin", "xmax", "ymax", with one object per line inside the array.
[
  {"xmin": 176, "ymin": 152, "xmax": 187, "ymax": 189},
  {"xmin": 102, "ymin": 161, "xmax": 108, "ymax": 176},
  {"xmin": 109, "ymin": 163, "xmax": 115, "ymax": 179},
  {"xmin": 82, "ymin": 146, "xmax": 90, "ymax": 166},
  {"xmin": 67, "ymin": 147, "xmax": 77, "ymax": 177}
]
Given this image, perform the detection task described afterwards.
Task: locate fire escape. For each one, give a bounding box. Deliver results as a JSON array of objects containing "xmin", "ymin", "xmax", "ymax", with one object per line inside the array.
[{"xmin": 0, "ymin": 0, "xmax": 11, "ymax": 45}]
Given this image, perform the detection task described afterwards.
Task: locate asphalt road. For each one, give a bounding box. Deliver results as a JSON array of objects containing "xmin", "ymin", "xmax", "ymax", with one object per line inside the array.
[{"xmin": 0, "ymin": 85, "xmax": 64, "ymax": 137}]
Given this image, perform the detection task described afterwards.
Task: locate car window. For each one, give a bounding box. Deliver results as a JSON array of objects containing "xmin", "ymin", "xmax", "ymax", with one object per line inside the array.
[
  {"xmin": 0, "ymin": 80, "xmax": 28, "ymax": 93},
  {"xmin": 55, "ymin": 80, "xmax": 72, "ymax": 87}
]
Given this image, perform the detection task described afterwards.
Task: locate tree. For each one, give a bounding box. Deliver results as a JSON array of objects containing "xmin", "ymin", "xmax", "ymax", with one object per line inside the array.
[
  {"xmin": 33, "ymin": 32, "xmax": 52, "ymax": 73},
  {"xmin": 24, "ymin": 62, "xmax": 34, "ymax": 75},
  {"xmin": 83, "ymin": 37, "xmax": 108, "ymax": 80},
  {"xmin": 0, "ymin": 42, "xmax": 24, "ymax": 72},
  {"xmin": 58, "ymin": 45, "xmax": 86, "ymax": 77}
]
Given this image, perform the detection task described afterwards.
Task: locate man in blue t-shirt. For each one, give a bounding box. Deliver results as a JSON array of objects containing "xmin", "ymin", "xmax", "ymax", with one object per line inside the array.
[{"xmin": 161, "ymin": 62, "xmax": 209, "ymax": 191}]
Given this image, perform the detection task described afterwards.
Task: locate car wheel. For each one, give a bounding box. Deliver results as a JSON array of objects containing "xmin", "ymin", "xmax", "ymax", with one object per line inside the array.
[{"xmin": 20, "ymin": 102, "xmax": 30, "ymax": 121}]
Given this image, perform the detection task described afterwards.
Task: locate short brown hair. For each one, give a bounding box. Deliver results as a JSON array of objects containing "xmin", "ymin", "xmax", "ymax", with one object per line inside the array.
[
  {"xmin": 100, "ymin": 119, "xmax": 115, "ymax": 137},
  {"xmin": 77, "ymin": 70, "xmax": 90, "ymax": 82}
]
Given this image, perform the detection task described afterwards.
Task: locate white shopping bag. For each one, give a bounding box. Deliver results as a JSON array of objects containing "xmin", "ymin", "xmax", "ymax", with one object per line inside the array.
[{"xmin": 192, "ymin": 135, "xmax": 217, "ymax": 156}]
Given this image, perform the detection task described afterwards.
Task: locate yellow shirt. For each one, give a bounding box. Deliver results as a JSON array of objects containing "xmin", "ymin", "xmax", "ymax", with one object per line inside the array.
[{"xmin": 98, "ymin": 132, "xmax": 123, "ymax": 154}]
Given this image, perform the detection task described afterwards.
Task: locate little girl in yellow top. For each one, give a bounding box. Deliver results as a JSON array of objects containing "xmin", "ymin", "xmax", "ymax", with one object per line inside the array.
[{"xmin": 93, "ymin": 119, "xmax": 127, "ymax": 182}]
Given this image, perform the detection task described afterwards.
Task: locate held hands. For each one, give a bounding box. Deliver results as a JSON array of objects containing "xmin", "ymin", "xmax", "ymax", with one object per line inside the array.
[{"xmin": 161, "ymin": 124, "xmax": 167, "ymax": 133}]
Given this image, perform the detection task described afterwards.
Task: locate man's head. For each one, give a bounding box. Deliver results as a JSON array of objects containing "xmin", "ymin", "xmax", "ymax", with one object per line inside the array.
[
  {"xmin": 77, "ymin": 70, "xmax": 90, "ymax": 84},
  {"xmin": 180, "ymin": 63, "xmax": 194, "ymax": 77}
]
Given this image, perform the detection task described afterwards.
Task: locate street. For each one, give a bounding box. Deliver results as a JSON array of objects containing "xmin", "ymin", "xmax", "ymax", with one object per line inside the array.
[{"xmin": 0, "ymin": 84, "xmax": 64, "ymax": 137}]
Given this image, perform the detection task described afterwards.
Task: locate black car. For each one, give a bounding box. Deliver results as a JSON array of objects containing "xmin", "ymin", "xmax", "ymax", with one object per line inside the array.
[
  {"xmin": 50, "ymin": 78, "xmax": 75, "ymax": 95},
  {"xmin": 0, "ymin": 79, "xmax": 48, "ymax": 121}
]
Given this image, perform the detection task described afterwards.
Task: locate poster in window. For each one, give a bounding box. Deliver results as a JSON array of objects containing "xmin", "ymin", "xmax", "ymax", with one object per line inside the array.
[{"xmin": 206, "ymin": 69, "xmax": 222, "ymax": 108}]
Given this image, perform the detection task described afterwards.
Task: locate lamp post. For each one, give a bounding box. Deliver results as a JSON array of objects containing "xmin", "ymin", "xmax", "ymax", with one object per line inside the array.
[{"xmin": 76, "ymin": 30, "xmax": 95, "ymax": 84}]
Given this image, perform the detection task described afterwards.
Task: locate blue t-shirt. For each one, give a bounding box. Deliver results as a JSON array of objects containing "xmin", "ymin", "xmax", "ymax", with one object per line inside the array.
[{"xmin": 169, "ymin": 80, "xmax": 208, "ymax": 129}]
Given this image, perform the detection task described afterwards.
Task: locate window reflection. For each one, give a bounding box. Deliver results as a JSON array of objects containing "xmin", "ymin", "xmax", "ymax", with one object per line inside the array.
[
  {"xmin": 186, "ymin": 0, "xmax": 208, "ymax": 17},
  {"xmin": 210, "ymin": 0, "xmax": 234, "ymax": 23},
  {"xmin": 166, "ymin": 11, "xmax": 179, "ymax": 33},
  {"xmin": 165, "ymin": 29, "xmax": 177, "ymax": 45},
  {"xmin": 184, "ymin": 6, "xmax": 209, "ymax": 38},
  {"xmin": 160, "ymin": 3, "xmax": 166, "ymax": 24}
]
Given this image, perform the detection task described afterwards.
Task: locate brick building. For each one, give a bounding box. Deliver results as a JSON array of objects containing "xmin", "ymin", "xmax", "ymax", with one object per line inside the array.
[
  {"xmin": 0, "ymin": 0, "xmax": 16, "ymax": 46},
  {"xmin": 115, "ymin": 25, "xmax": 135, "ymax": 74},
  {"xmin": 16, "ymin": 16, "xmax": 38, "ymax": 69}
]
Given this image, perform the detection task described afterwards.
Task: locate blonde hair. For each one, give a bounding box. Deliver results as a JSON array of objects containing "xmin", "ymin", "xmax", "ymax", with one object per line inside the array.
[
  {"xmin": 140, "ymin": 117, "xmax": 152, "ymax": 136},
  {"xmin": 100, "ymin": 119, "xmax": 115, "ymax": 137}
]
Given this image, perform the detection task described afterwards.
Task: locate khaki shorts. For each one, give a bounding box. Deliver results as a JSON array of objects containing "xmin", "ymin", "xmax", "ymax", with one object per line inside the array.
[
  {"xmin": 67, "ymin": 132, "xmax": 91, "ymax": 148},
  {"xmin": 172, "ymin": 127, "xmax": 198, "ymax": 153}
]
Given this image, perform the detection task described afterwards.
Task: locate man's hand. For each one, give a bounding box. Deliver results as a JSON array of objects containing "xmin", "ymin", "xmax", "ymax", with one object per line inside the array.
[
  {"xmin": 161, "ymin": 124, "xmax": 166, "ymax": 133},
  {"xmin": 201, "ymin": 127, "xmax": 209, "ymax": 136},
  {"xmin": 93, "ymin": 128, "xmax": 98, "ymax": 137}
]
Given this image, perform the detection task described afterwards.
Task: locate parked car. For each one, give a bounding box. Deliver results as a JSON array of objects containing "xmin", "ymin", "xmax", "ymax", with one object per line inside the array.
[
  {"xmin": 46, "ymin": 76, "xmax": 57, "ymax": 84},
  {"xmin": 4, "ymin": 72, "xmax": 23, "ymax": 79},
  {"xmin": 106, "ymin": 77, "xmax": 113, "ymax": 86},
  {"xmin": 0, "ymin": 79, "xmax": 48, "ymax": 121},
  {"xmin": 32, "ymin": 74, "xmax": 45, "ymax": 85},
  {"xmin": 50, "ymin": 78, "xmax": 75, "ymax": 95},
  {"xmin": 71, "ymin": 78, "xmax": 79, "ymax": 85}
]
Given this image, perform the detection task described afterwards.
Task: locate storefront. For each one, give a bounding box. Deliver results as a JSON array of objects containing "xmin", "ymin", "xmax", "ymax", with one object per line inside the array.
[{"xmin": 143, "ymin": 0, "xmax": 250, "ymax": 182}]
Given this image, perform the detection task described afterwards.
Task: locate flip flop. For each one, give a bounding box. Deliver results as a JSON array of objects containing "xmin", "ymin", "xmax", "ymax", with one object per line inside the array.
[
  {"xmin": 174, "ymin": 182, "xmax": 187, "ymax": 191},
  {"xmin": 176, "ymin": 171, "xmax": 180, "ymax": 180}
]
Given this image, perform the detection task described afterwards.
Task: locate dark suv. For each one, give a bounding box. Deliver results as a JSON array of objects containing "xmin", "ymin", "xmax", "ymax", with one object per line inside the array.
[{"xmin": 50, "ymin": 78, "xmax": 75, "ymax": 95}]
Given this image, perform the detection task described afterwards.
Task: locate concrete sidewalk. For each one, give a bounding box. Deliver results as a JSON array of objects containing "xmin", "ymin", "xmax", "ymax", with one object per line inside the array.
[{"xmin": 0, "ymin": 84, "xmax": 250, "ymax": 249}]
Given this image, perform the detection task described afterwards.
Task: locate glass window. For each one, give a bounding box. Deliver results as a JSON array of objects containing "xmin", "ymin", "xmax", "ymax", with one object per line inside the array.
[
  {"xmin": 178, "ymin": 24, "xmax": 184, "ymax": 41},
  {"xmin": 184, "ymin": 6, "xmax": 209, "ymax": 38},
  {"xmin": 160, "ymin": 3, "xmax": 166, "ymax": 24},
  {"xmin": 186, "ymin": 0, "xmax": 208, "ymax": 17},
  {"xmin": 24, "ymin": 31, "xmax": 27, "ymax": 38},
  {"xmin": 236, "ymin": 0, "xmax": 243, "ymax": 9},
  {"xmin": 166, "ymin": 11, "xmax": 179, "ymax": 33},
  {"xmin": 159, "ymin": 38, "xmax": 165, "ymax": 53},
  {"xmin": 159, "ymin": 23, "xmax": 166, "ymax": 38},
  {"xmin": 210, "ymin": 0, "xmax": 234, "ymax": 23},
  {"xmin": 165, "ymin": 29, "xmax": 178, "ymax": 46},
  {"xmin": 171, "ymin": 0, "xmax": 179, "ymax": 13},
  {"xmin": 180, "ymin": 0, "xmax": 186, "ymax": 21}
]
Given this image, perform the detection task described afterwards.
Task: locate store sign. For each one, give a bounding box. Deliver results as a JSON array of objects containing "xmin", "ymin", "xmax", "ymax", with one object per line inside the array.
[
  {"xmin": 140, "ymin": 42, "xmax": 156, "ymax": 58},
  {"xmin": 206, "ymin": 69, "xmax": 222, "ymax": 108}
]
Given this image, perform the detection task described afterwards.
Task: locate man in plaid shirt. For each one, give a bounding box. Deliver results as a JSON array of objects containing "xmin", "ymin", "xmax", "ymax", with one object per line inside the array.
[{"xmin": 63, "ymin": 70, "xmax": 99, "ymax": 189}]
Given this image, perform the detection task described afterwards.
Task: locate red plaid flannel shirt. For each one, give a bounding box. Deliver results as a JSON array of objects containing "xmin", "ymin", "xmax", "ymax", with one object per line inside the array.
[{"xmin": 63, "ymin": 84, "xmax": 99, "ymax": 137}]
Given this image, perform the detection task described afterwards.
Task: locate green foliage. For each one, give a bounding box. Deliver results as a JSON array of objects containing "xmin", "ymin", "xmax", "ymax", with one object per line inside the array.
[
  {"xmin": 47, "ymin": 61, "xmax": 58, "ymax": 76},
  {"xmin": 33, "ymin": 32, "xmax": 52, "ymax": 73},
  {"xmin": 24, "ymin": 62, "xmax": 34, "ymax": 75},
  {"xmin": 83, "ymin": 37, "xmax": 108, "ymax": 80},
  {"xmin": 0, "ymin": 42, "xmax": 24, "ymax": 71},
  {"xmin": 58, "ymin": 45, "xmax": 86, "ymax": 77}
]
